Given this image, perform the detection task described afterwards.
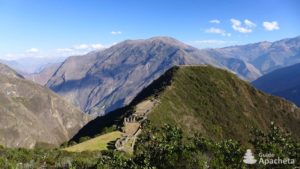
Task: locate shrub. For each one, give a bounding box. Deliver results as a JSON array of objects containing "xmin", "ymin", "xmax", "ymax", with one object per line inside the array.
[{"xmin": 79, "ymin": 136, "xmax": 91, "ymax": 143}]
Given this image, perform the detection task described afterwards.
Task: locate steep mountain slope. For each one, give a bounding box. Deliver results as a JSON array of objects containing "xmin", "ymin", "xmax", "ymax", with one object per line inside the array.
[
  {"xmin": 46, "ymin": 37, "xmax": 258, "ymax": 115},
  {"xmin": 74, "ymin": 66, "xmax": 300, "ymax": 144},
  {"xmin": 132, "ymin": 66, "xmax": 300, "ymax": 142},
  {"xmin": 213, "ymin": 36, "xmax": 300, "ymax": 74},
  {"xmin": 24, "ymin": 63, "xmax": 61, "ymax": 85},
  {"xmin": 0, "ymin": 63, "xmax": 89, "ymax": 148},
  {"xmin": 252, "ymin": 63, "xmax": 300, "ymax": 106}
]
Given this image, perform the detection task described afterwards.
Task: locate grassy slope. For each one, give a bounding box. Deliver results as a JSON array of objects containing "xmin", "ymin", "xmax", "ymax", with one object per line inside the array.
[
  {"xmin": 143, "ymin": 66, "xmax": 300, "ymax": 143},
  {"xmin": 72, "ymin": 65, "xmax": 300, "ymax": 146},
  {"xmin": 63, "ymin": 131, "xmax": 122, "ymax": 152}
]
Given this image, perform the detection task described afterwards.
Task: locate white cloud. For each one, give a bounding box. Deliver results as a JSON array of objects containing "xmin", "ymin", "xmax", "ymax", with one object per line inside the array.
[
  {"xmin": 91, "ymin": 44, "xmax": 106, "ymax": 50},
  {"xmin": 55, "ymin": 43, "xmax": 108, "ymax": 56},
  {"xmin": 4, "ymin": 53, "xmax": 15, "ymax": 60},
  {"xmin": 3, "ymin": 48, "xmax": 42, "ymax": 60},
  {"xmin": 244, "ymin": 19, "xmax": 256, "ymax": 27},
  {"xmin": 73, "ymin": 43, "xmax": 106, "ymax": 50},
  {"xmin": 263, "ymin": 21, "xmax": 279, "ymax": 31},
  {"xmin": 230, "ymin": 18, "xmax": 256, "ymax": 33},
  {"xmin": 56, "ymin": 48, "xmax": 73, "ymax": 52},
  {"xmin": 26, "ymin": 48, "xmax": 39, "ymax": 53},
  {"xmin": 1, "ymin": 42, "xmax": 110, "ymax": 60},
  {"xmin": 205, "ymin": 27, "xmax": 224, "ymax": 34},
  {"xmin": 111, "ymin": 31, "xmax": 122, "ymax": 35},
  {"xmin": 74, "ymin": 44, "xmax": 89, "ymax": 50},
  {"xmin": 205, "ymin": 27, "xmax": 231, "ymax": 37},
  {"xmin": 209, "ymin": 19, "xmax": 220, "ymax": 24}
]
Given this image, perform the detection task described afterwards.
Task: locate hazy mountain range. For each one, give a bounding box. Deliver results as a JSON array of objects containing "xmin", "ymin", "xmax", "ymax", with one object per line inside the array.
[
  {"xmin": 212, "ymin": 36, "xmax": 300, "ymax": 74},
  {"xmin": 0, "ymin": 63, "xmax": 90, "ymax": 148},
  {"xmin": 0, "ymin": 56, "xmax": 66, "ymax": 74}
]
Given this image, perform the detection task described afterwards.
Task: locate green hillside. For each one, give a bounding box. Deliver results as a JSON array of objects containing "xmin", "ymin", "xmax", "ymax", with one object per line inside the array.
[
  {"xmin": 132, "ymin": 65, "xmax": 300, "ymax": 143},
  {"xmin": 73, "ymin": 65, "xmax": 300, "ymax": 144}
]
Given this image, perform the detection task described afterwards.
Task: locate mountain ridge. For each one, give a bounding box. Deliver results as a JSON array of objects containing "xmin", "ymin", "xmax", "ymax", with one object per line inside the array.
[
  {"xmin": 46, "ymin": 36, "xmax": 258, "ymax": 115},
  {"xmin": 0, "ymin": 63, "xmax": 90, "ymax": 148},
  {"xmin": 72, "ymin": 65, "xmax": 300, "ymax": 144},
  {"xmin": 213, "ymin": 35, "xmax": 300, "ymax": 74}
]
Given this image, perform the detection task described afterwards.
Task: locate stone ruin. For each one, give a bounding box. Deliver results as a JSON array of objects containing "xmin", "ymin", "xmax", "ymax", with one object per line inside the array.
[{"xmin": 114, "ymin": 99, "xmax": 158, "ymax": 152}]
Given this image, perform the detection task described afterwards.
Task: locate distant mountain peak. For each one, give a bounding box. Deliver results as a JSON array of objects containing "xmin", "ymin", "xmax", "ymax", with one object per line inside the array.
[
  {"xmin": 215, "ymin": 35, "xmax": 300, "ymax": 74},
  {"xmin": 112, "ymin": 36, "xmax": 191, "ymax": 50},
  {"xmin": 148, "ymin": 36, "xmax": 185, "ymax": 43},
  {"xmin": 46, "ymin": 36, "xmax": 259, "ymax": 115}
]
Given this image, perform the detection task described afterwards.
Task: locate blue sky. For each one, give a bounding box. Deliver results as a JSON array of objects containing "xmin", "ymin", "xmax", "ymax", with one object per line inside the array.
[{"xmin": 0, "ymin": 0, "xmax": 299, "ymax": 60}]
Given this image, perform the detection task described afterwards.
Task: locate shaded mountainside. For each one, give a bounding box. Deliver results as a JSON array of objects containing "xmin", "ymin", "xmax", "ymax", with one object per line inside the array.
[
  {"xmin": 213, "ymin": 36, "xmax": 300, "ymax": 75},
  {"xmin": 252, "ymin": 63, "xmax": 300, "ymax": 106},
  {"xmin": 46, "ymin": 37, "xmax": 258, "ymax": 115},
  {"xmin": 0, "ymin": 63, "xmax": 90, "ymax": 148},
  {"xmin": 75, "ymin": 66, "xmax": 300, "ymax": 144}
]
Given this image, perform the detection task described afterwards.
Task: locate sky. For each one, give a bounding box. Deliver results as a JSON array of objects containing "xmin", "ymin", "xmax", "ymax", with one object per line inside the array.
[{"xmin": 0, "ymin": 0, "xmax": 299, "ymax": 60}]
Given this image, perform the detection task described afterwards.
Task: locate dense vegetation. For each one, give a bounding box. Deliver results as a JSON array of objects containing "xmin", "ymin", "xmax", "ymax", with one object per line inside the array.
[{"xmin": 0, "ymin": 122, "xmax": 299, "ymax": 168}]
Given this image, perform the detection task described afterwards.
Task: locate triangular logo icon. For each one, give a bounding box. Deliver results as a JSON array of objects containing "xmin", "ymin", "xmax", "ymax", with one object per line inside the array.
[{"xmin": 243, "ymin": 149, "xmax": 257, "ymax": 164}]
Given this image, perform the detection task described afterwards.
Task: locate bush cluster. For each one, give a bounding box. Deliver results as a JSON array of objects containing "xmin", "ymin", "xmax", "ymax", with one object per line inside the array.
[{"xmin": 0, "ymin": 122, "xmax": 298, "ymax": 169}]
